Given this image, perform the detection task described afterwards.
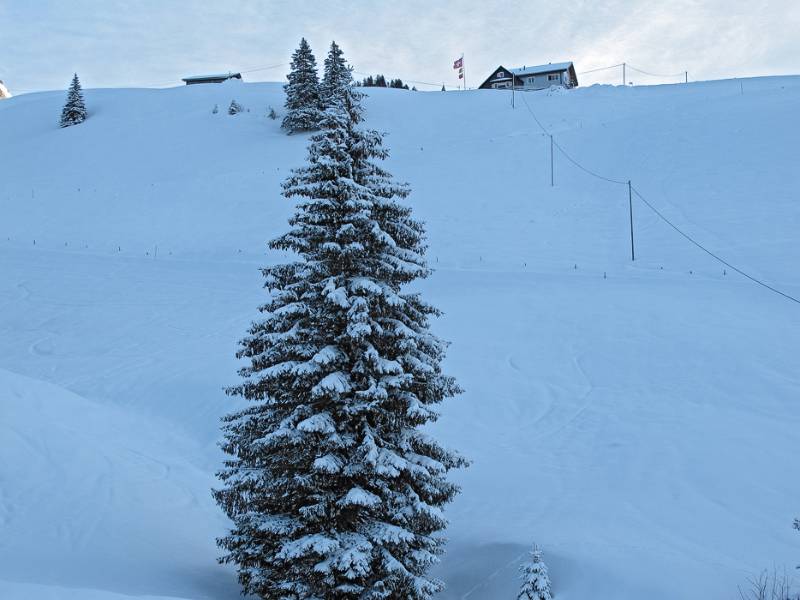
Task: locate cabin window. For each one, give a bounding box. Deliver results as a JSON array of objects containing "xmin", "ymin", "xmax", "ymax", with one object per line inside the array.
[
  {"xmin": 548, "ymin": 74, "xmax": 559, "ymax": 81},
  {"xmin": 497, "ymin": 70, "xmax": 505, "ymax": 78},
  {"xmin": 528, "ymin": 77, "xmax": 535, "ymax": 84}
]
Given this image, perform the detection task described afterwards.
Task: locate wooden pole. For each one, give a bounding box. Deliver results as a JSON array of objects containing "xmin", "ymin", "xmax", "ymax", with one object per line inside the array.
[
  {"xmin": 628, "ymin": 180, "xmax": 635, "ymax": 261},
  {"xmin": 622, "ymin": 62, "xmax": 626, "ymax": 86},
  {"xmin": 685, "ymin": 71, "xmax": 688, "ymax": 83}
]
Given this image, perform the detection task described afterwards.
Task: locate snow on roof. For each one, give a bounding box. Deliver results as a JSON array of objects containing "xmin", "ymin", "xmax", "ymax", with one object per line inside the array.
[
  {"xmin": 511, "ymin": 62, "xmax": 574, "ymax": 76},
  {"xmin": 182, "ymin": 72, "xmax": 241, "ymax": 81}
]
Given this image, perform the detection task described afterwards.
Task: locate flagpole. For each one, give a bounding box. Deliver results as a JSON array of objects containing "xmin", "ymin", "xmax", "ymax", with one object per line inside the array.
[{"xmin": 463, "ymin": 53, "xmax": 466, "ymax": 90}]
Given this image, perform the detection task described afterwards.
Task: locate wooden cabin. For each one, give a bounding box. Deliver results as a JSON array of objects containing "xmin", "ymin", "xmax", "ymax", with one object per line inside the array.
[{"xmin": 479, "ymin": 62, "xmax": 578, "ymax": 90}]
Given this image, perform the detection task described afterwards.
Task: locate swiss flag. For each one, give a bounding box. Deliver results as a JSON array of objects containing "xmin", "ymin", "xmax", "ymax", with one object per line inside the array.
[{"xmin": 453, "ymin": 57, "xmax": 463, "ymax": 69}]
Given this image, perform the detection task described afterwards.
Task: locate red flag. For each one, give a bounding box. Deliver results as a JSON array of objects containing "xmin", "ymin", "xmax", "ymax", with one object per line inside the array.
[{"xmin": 453, "ymin": 57, "xmax": 463, "ymax": 69}]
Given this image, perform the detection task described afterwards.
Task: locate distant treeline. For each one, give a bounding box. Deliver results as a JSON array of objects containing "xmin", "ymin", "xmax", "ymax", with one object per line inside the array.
[{"xmin": 356, "ymin": 75, "xmax": 414, "ymax": 90}]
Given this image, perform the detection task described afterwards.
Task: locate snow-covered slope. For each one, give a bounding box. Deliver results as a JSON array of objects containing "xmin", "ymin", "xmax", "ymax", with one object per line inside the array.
[{"xmin": 1, "ymin": 77, "xmax": 799, "ymax": 599}]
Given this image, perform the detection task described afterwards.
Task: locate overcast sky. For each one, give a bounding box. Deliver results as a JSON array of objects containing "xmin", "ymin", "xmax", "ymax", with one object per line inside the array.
[{"xmin": 2, "ymin": 0, "xmax": 798, "ymax": 94}]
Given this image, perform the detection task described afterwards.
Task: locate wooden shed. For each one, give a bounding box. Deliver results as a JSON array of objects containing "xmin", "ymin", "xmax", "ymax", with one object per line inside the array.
[{"xmin": 182, "ymin": 72, "xmax": 243, "ymax": 85}]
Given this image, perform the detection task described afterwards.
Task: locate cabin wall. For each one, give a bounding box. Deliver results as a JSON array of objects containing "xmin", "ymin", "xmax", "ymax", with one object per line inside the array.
[{"xmin": 519, "ymin": 71, "xmax": 567, "ymax": 90}]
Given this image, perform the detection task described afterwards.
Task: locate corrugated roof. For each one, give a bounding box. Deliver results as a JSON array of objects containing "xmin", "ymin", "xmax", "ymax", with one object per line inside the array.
[{"xmin": 510, "ymin": 62, "xmax": 573, "ymax": 76}]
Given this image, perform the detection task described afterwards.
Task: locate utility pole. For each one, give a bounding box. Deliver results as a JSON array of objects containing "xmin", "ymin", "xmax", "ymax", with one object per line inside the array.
[
  {"xmin": 622, "ymin": 62, "xmax": 626, "ymax": 86},
  {"xmin": 628, "ymin": 180, "xmax": 635, "ymax": 261},
  {"xmin": 685, "ymin": 71, "xmax": 688, "ymax": 83},
  {"xmin": 511, "ymin": 74, "xmax": 515, "ymax": 108},
  {"xmin": 550, "ymin": 135, "xmax": 554, "ymax": 187}
]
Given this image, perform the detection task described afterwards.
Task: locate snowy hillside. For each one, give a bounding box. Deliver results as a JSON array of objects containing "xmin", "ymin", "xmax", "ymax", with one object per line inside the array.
[{"xmin": 1, "ymin": 77, "xmax": 799, "ymax": 599}]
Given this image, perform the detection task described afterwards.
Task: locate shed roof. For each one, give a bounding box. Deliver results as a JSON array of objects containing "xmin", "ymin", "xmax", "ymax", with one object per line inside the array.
[{"xmin": 182, "ymin": 72, "xmax": 242, "ymax": 82}]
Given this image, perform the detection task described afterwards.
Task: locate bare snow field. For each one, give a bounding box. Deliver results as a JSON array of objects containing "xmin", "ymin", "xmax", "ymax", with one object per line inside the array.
[{"xmin": 1, "ymin": 77, "xmax": 799, "ymax": 599}]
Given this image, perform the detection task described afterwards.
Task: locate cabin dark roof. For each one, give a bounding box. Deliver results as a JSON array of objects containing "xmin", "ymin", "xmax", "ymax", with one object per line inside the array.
[{"xmin": 181, "ymin": 72, "xmax": 242, "ymax": 84}]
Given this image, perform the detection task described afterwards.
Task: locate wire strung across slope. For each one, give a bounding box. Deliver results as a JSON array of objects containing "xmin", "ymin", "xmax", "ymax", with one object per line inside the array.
[
  {"xmin": 578, "ymin": 63, "xmax": 624, "ymax": 75},
  {"xmin": 626, "ymin": 65, "xmax": 685, "ymax": 78},
  {"xmin": 518, "ymin": 92, "xmax": 550, "ymax": 134},
  {"xmin": 240, "ymin": 62, "xmax": 290, "ymax": 74},
  {"xmin": 519, "ymin": 93, "xmax": 628, "ymax": 185},
  {"xmin": 516, "ymin": 90, "xmax": 800, "ymax": 305},
  {"xmin": 631, "ymin": 187, "xmax": 800, "ymax": 304},
  {"xmin": 552, "ymin": 139, "xmax": 629, "ymax": 185}
]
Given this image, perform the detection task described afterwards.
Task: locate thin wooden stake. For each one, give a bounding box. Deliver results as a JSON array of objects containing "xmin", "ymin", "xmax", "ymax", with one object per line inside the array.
[{"xmin": 628, "ymin": 180, "xmax": 635, "ymax": 261}]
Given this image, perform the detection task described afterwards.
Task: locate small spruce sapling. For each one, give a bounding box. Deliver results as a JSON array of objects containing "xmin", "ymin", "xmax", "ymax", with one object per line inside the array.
[
  {"xmin": 517, "ymin": 544, "xmax": 553, "ymax": 600},
  {"xmin": 267, "ymin": 106, "xmax": 277, "ymax": 120},
  {"xmin": 212, "ymin": 104, "xmax": 219, "ymax": 114},
  {"xmin": 60, "ymin": 73, "xmax": 87, "ymax": 128},
  {"xmin": 795, "ymin": 518, "xmax": 799, "ymax": 568},
  {"xmin": 228, "ymin": 100, "xmax": 243, "ymax": 115}
]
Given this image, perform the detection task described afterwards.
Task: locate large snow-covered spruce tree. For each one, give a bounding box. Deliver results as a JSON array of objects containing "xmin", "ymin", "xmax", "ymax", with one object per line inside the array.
[
  {"xmin": 282, "ymin": 38, "xmax": 322, "ymax": 133},
  {"xmin": 215, "ymin": 63, "xmax": 465, "ymax": 600},
  {"xmin": 59, "ymin": 73, "xmax": 87, "ymax": 128}
]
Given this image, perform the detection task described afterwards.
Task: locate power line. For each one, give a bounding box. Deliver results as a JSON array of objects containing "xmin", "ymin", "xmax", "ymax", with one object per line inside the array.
[
  {"xmin": 578, "ymin": 63, "xmax": 624, "ymax": 75},
  {"xmin": 517, "ymin": 91, "xmax": 550, "ymax": 134},
  {"xmin": 519, "ymin": 93, "xmax": 628, "ymax": 184},
  {"xmin": 240, "ymin": 62, "xmax": 290, "ymax": 74},
  {"xmin": 631, "ymin": 187, "xmax": 800, "ymax": 305},
  {"xmin": 515, "ymin": 90, "xmax": 800, "ymax": 306},
  {"xmin": 552, "ymin": 139, "xmax": 628, "ymax": 185},
  {"xmin": 626, "ymin": 65, "xmax": 685, "ymax": 78}
]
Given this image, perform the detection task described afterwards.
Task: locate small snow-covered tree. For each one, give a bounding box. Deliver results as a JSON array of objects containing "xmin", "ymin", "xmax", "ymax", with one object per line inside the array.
[
  {"xmin": 282, "ymin": 37, "xmax": 321, "ymax": 133},
  {"xmin": 228, "ymin": 100, "xmax": 244, "ymax": 115},
  {"xmin": 215, "ymin": 68, "xmax": 465, "ymax": 599},
  {"xmin": 795, "ymin": 518, "xmax": 799, "ymax": 568},
  {"xmin": 320, "ymin": 41, "xmax": 353, "ymax": 108},
  {"xmin": 59, "ymin": 73, "xmax": 87, "ymax": 127},
  {"xmin": 517, "ymin": 544, "xmax": 553, "ymax": 600}
]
